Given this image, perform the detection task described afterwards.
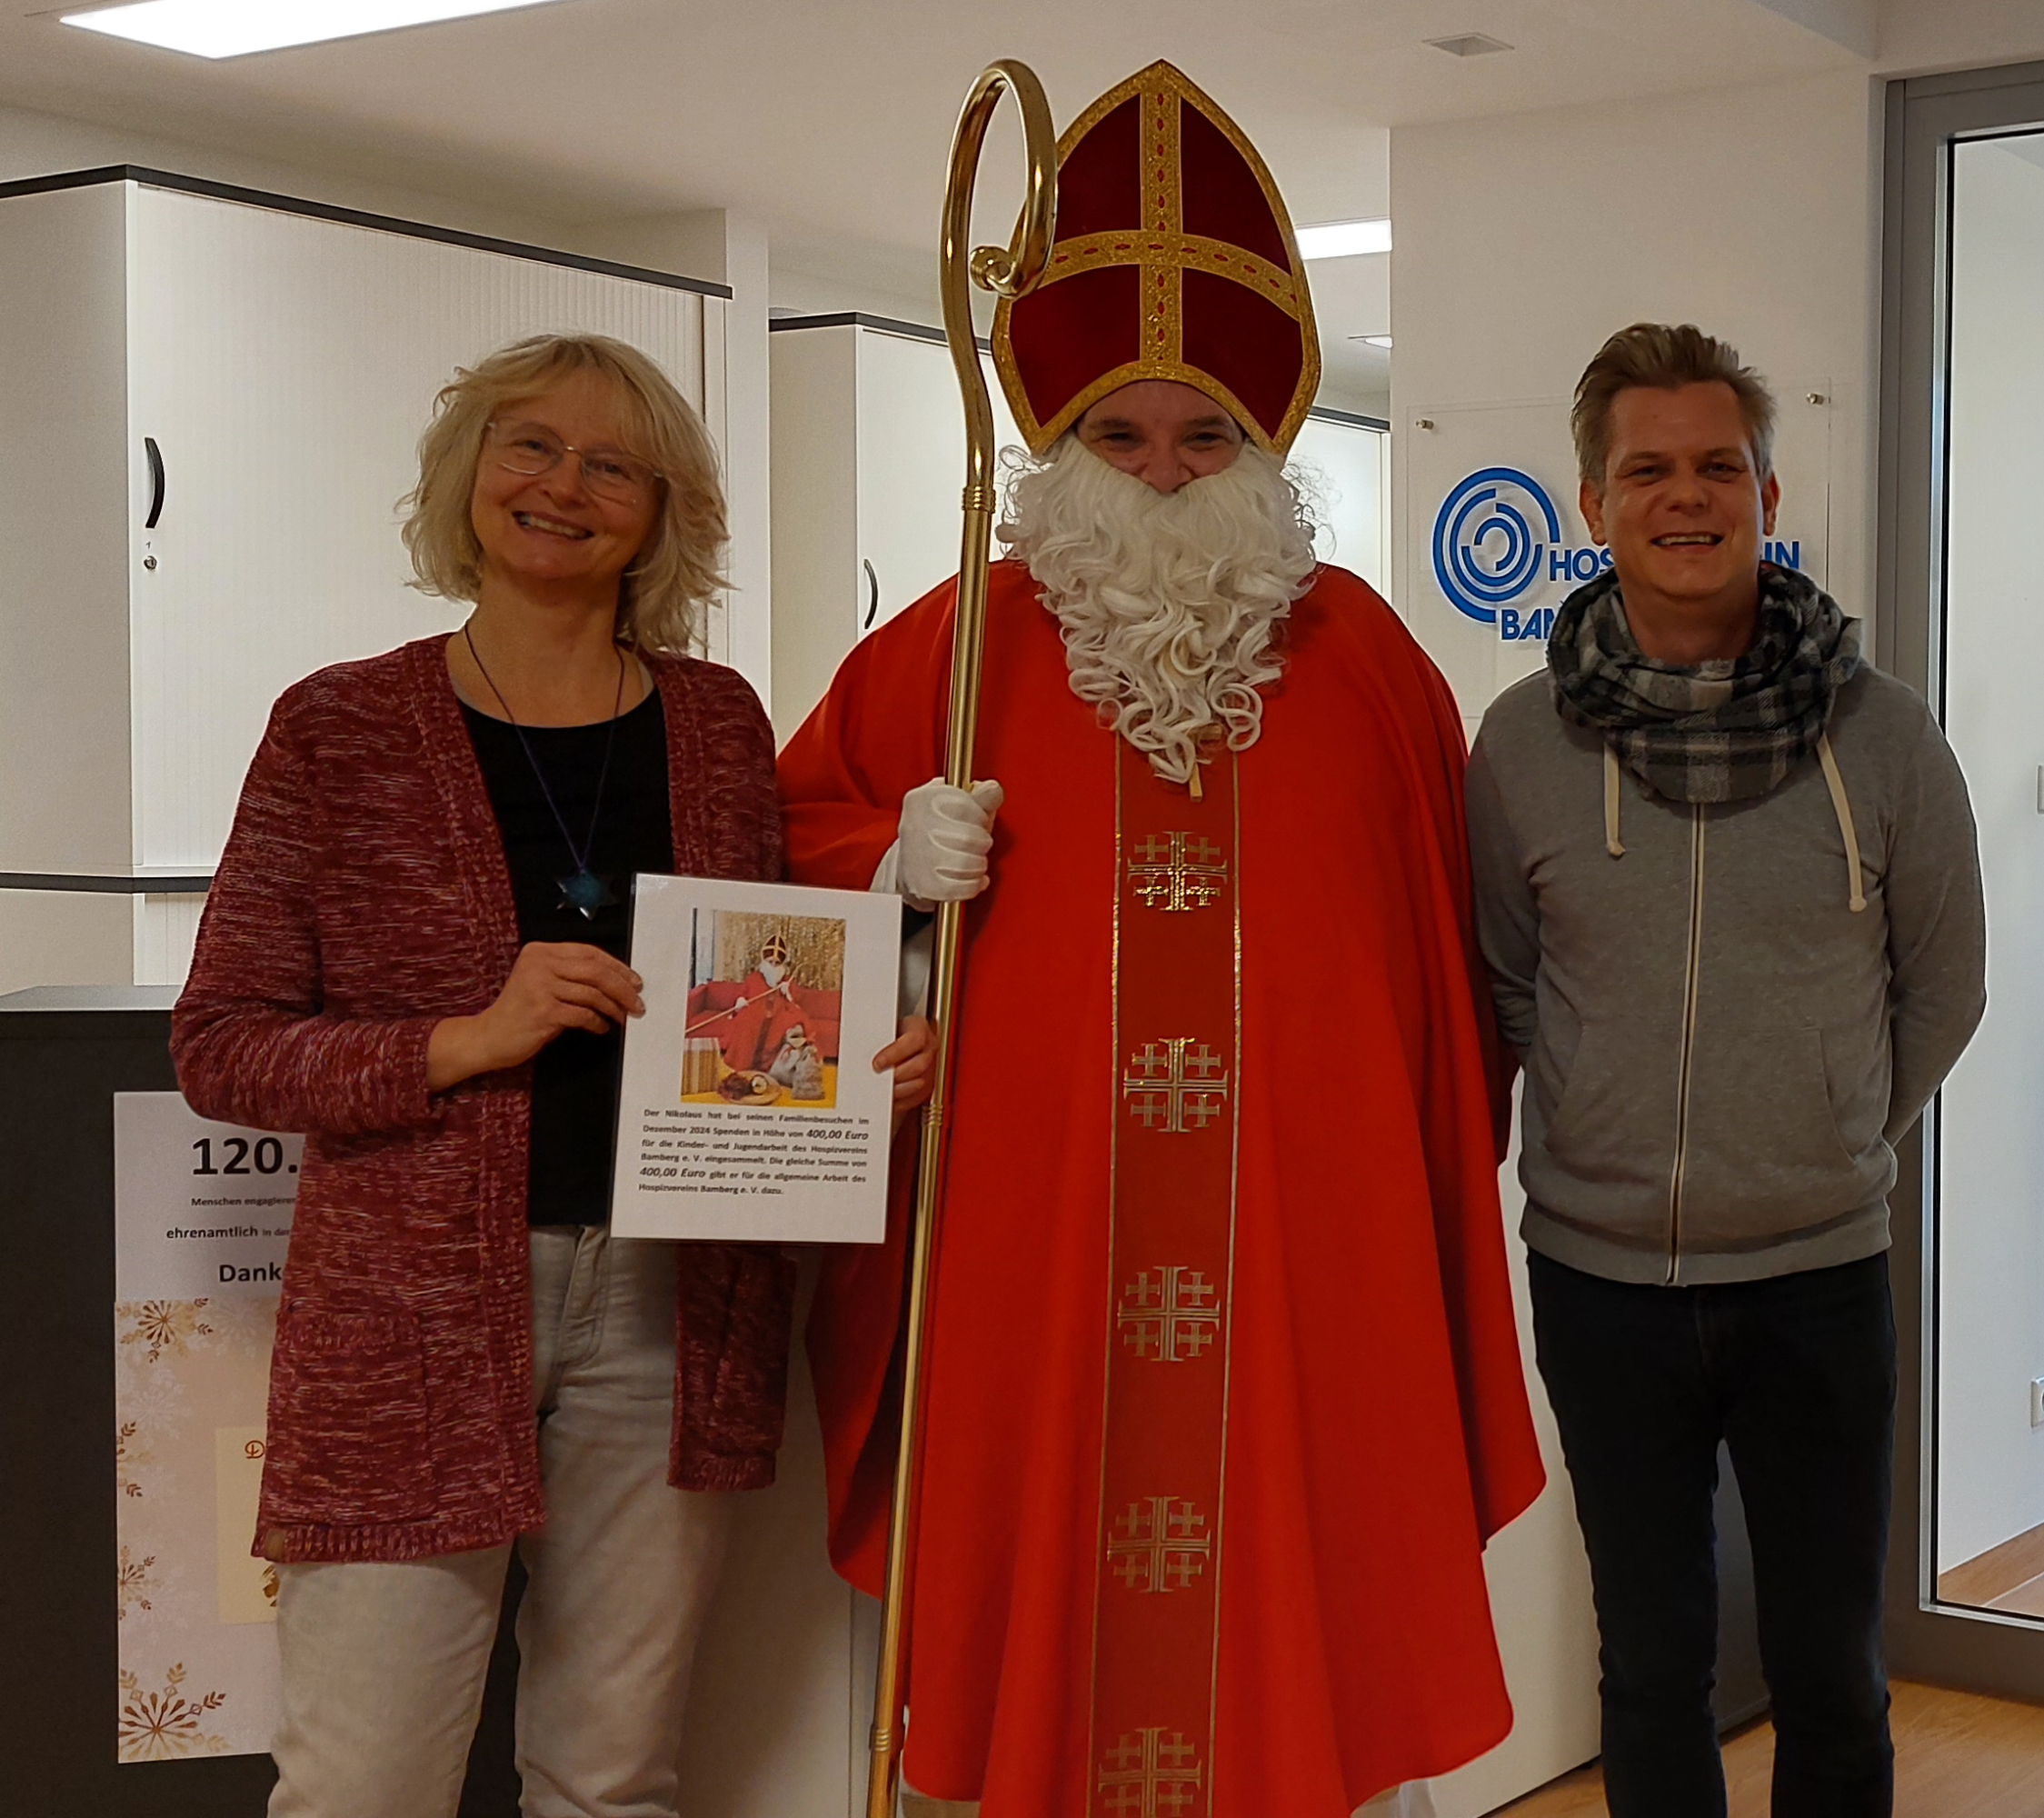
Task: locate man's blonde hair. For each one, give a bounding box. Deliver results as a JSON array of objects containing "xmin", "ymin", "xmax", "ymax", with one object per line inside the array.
[
  {"xmin": 402, "ymin": 334, "xmax": 726, "ymax": 654},
  {"xmin": 1571, "ymin": 323, "xmax": 1777, "ymax": 492}
]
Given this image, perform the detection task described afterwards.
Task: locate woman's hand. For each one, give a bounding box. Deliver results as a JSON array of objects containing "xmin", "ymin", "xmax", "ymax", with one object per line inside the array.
[
  {"xmin": 874, "ymin": 1015, "xmax": 939, "ymax": 1134},
  {"xmin": 426, "ymin": 943, "xmax": 644, "ymax": 1092}
]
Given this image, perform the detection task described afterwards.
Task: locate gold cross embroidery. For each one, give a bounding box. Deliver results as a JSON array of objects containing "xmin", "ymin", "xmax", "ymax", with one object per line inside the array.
[
  {"xmin": 1116, "ymin": 1265, "xmax": 1221, "ymax": 1362},
  {"xmin": 1128, "ymin": 832, "xmax": 1228, "ymax": 914},
  {"xmin": 1122, "ymin": 1038, "xmax": 1230, "ymax": 1134},
  {"xmin": 1108, "ymin": 1496, "xmax": 1213, "ymax": 1593},
  {"xmin": 1099, "ymin": 1728, "xmax": 1205, "ymax": 1816}
]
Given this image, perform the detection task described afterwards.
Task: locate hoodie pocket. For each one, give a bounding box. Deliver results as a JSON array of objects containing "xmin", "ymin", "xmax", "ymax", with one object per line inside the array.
[
  {"xmin": 1540, "ymin": 1016, "xmax": 1676, "ymax": 1200},
  {"xmin": 1679, "ymin": 1020, "xmax": 1867, "ymax": 1241},
  {"xmin": 261, "ymin": 1303, "xmax": 436, "ymax": 1525}
]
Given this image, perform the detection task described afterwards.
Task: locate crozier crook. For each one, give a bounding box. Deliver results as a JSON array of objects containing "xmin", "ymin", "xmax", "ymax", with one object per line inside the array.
[{"xmin": 863, "ymin": 56, "xmax": 1058, "ymax": 1818}]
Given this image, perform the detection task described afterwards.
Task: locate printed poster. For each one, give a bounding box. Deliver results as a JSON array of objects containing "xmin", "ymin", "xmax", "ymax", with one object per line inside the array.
[
  {"xmin": 114, "ymin": 1092, "xmax": 300, "ymax": 1762},
  {"xmin": 612, "ymin": 874, "xmax": 902, "ymax": 1243}
]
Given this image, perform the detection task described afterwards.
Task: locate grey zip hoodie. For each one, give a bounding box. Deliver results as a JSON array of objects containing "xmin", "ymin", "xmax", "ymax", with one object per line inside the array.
[{"xmin": 1467, "ymin": 663, "xmax": 1985, "ymax": 1285}]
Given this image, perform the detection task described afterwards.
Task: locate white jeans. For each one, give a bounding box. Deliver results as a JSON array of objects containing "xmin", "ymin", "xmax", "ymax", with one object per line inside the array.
[{"xmin": 268, "ymin": 1226, "xmax": 734, "ymax": 1818}]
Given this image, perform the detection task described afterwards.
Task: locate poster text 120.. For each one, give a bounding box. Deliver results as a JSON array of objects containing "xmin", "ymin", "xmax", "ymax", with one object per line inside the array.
[{"xmin": 192, "ymin": 1136, "xmax": 289, "ymax": 1176}]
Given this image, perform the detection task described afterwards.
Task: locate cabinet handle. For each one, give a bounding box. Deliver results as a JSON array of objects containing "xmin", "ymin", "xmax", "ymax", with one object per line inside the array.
[
  {"xmin": 862, "ymin": 559, "xmax": 880, "ymax": 630},
  {"xmin": 144, "ymin": 436, "xmax": 165, "ymax": 530}
]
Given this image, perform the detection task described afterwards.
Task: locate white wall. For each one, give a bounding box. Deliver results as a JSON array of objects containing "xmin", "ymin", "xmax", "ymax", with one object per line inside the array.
[
  {"xmin": 1391, "ymin": 67, "xmax": 1883, "ymax": 1808},
  {"xmin": 1878, "ymin": 1, "xmax": 2044, "ymax": 75},
  {"xmin": 0, "ymin": 98, "xmax": 568, "ymax": 246},
  {"xmin": 1931, "ymin": 137, "xmax": 2044, "ymax": 1574},
  {"xmin": 769, "ymin": 258, "xmax": 942, "ymax": 329},
  {"xmin": 1308, "ymin": 249, "xmax": 1393, "ymax": 420},
  {"xmin": 1392, "ymin": 69, "xmax": 1879, "ymax": 703}
]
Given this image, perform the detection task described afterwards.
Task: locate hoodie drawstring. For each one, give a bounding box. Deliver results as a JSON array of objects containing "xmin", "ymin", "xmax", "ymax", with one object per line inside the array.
[
  {"xmin": 1818, "ymin": 732, "xmax": 1868, "ymax": 913},
  {"xmin": 1603, "ymin": 744, "xmax": 1626, "ymax": 858},
  {"xmin": 1603, "ymin": 733, "xmax": 1865, "ymax": 912}
]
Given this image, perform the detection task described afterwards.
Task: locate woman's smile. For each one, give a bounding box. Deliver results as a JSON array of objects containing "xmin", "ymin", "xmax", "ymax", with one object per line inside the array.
[{"xmin": 512, "ymin": 508, "xmax": 594, "ymax": 540}]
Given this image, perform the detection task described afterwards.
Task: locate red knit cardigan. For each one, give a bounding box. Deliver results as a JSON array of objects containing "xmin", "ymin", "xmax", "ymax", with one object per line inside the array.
[{"xmin": 172, "ymin": 634, "xmax": 793, "ymax": 1563}]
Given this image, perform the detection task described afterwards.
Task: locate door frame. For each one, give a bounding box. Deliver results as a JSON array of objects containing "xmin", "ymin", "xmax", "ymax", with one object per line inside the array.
[{"xmin": 1879, "ymin": 55, "xmax": 2044, "ymax": 1695}]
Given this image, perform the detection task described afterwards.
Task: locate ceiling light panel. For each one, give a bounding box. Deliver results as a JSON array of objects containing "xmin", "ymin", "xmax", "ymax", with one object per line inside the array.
[
  {"xmin": 1296, "ymin": 218, "xmax": 1391, "ymax": 261},
  {"xmin": 1425, "ymin": 33, "xmax": 1514, "ymax": 56},
  {"xmin": 61, "ymin": 0, "xmax": 574, "ymax": 59}
]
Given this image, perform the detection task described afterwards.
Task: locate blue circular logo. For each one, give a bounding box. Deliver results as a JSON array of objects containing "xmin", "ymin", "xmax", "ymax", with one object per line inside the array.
[{"xmin": 1431, "ymin": 467, "xmax": 1563, "ymax": 625}]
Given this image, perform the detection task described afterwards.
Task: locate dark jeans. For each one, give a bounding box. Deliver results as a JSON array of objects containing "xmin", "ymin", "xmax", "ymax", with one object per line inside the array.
[{"xmin": 1528, "ymin": 1249, "xmax": 1898, "ymax": 1818}]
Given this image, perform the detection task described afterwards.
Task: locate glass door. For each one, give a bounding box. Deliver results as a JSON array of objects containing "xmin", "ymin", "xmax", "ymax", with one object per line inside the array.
[
  {"xmin": 1930, "ymin": 126, "xmax": 2044, "ymax": 1624},
  {"xmin": 1885, "ymin": 59, "xmax": 2044, "ymax": 1689}
]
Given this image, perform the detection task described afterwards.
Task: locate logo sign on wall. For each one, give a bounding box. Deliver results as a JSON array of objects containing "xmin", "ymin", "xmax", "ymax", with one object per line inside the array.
[{"xmin": 1431, "ymin": 464, "xmax": 1808, "ymax": 644}]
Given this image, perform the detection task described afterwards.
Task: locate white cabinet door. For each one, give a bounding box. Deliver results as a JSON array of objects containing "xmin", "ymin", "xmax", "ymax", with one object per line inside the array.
[
  {"xmin": 853, "ymin": 329, "xmax": 1024, "ymax": 643},
  {"xmin": 769, "ymin": 324, "xmax": 859, "ymax": 745},
  {"xmin": 770, "ymin": 317, "xmax": 1026, "ymax": 742},
  {"xmin": 0, "ymin": 182, "xmax": 133, "ymax": 875},
  {"xmin": 125, "ymin": 182, "xmax": 715, "ymax": 868}
]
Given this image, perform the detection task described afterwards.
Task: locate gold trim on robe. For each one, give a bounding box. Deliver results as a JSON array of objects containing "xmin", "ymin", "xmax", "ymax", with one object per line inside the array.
[{"xmin": 1092, "ymin": 742, "xmax": 1241, "ymax": 1814}]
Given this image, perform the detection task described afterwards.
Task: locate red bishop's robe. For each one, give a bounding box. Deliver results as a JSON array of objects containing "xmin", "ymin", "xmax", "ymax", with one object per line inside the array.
[
  {"xmin": 779, "ymin": 558, "xmax": 1544, "ymax": 1815},
  {"xmin": 717, "ymin": 968, "xmax": 803, "ymax": 1072}
]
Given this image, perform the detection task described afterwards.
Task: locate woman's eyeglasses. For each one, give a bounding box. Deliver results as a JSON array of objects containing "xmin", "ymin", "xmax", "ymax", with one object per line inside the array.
[{"xmin": 485, "ymin": 421, "xmax": 663, "ymax": 504}]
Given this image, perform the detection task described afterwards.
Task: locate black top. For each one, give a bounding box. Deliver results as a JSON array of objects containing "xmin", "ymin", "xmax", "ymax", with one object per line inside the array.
[{"xmin": 462, "ymin": 688, "xmax": 673, "ymax": 1224}]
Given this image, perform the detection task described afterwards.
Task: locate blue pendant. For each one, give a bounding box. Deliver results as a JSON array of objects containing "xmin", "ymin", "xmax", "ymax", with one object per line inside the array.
[{"xmin": 557, "ymin": 870, "xmax": 616, "ymax": 920}]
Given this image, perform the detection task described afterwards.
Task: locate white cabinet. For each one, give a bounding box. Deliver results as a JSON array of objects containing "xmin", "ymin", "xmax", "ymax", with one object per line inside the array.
[
  {"xmin": 0, "ymin": 167, "xmax": 730, "ymax": 993},
  {"xmin": 767, "ymin": 311, "xmax": 1391, "ymax": 742},
  {"xmin": 0, "ymin": 176, "xmax": 876, "ymax": 1817},
  {"xmin": 768, "ymin": 314, "xmax": 1023, "ymax": 744}
]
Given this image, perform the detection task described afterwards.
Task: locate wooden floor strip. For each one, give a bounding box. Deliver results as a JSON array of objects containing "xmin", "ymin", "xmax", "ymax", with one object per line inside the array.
[
  {"xmin": 1939, "ymin": 1522, "xmax": 2044, "ymax": 1610},
  {"xmin": 1989, "ymin": 1573, "xmax": 2044, "ymax": 1621},
  {"xmin": 1489, "ymin": 1680, "xmax": 2044, "ymax": 1817}
]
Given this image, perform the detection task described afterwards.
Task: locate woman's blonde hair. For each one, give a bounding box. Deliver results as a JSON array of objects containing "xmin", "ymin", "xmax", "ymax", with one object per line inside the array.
[{"xmin": 402, "ymin": 333, "xmax": 726, "ymax": 654}]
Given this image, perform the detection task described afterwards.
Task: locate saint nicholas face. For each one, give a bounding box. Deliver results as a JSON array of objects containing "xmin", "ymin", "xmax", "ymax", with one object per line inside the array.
[{"xmin": 1074, "ymin": 380, "xmax": 1246, "ymax": 494}]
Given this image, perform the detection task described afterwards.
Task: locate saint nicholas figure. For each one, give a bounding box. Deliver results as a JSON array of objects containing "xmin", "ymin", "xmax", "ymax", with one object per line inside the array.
[
  {"xmin": 719, "ymin": 930, "xmax": 803, "ymax": 1073},
  {"xmin": 780, "ymin": 60, "xmax": 1545, "ymax": 1817}
]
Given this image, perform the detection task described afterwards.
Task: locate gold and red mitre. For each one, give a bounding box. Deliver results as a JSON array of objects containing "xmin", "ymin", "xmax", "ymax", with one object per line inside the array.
[{"xmin": 992, "ymin": 60, "xmax": 1321, "ymax": 460}]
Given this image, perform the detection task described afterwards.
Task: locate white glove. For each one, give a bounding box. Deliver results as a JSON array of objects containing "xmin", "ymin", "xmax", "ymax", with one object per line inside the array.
[{"xmin": 895, "ymin": 777, "xmax": 1004, "ymax": 910}]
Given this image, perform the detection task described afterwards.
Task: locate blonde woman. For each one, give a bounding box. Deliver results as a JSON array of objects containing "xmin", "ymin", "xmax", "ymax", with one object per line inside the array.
[{"xmin": 173, "ymin": 334, "xmax": 932, "ymax": 1818}]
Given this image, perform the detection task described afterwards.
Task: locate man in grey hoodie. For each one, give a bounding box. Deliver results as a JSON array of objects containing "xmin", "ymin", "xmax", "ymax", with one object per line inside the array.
[{"xmin": 1468, "ymin": 324, "xmax": 1984, "ymax": 1818}]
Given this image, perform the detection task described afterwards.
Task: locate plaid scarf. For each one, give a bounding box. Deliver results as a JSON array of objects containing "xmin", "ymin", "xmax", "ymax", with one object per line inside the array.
[{"xmin": 1546, "ymin": 564, "xmax": 1861, "ymax": 804}]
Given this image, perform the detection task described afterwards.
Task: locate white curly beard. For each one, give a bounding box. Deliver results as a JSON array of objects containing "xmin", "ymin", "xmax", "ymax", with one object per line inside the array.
[{"xmin": 997, "ymin": 436, "xmax": 1319, "ymax": 785}]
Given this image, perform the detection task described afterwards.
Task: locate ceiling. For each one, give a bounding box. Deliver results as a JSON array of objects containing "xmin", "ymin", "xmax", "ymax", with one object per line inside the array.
[
  {"xmin": 1, "ymin": 1, "xmax": 1872, "ymax": 244},
  {"xmin": 1, "ymin": 0, "xmax": 1881, "ymax": 410}
]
